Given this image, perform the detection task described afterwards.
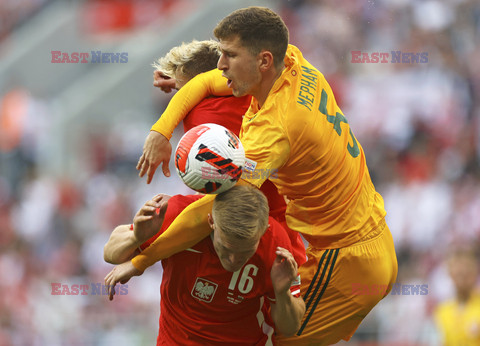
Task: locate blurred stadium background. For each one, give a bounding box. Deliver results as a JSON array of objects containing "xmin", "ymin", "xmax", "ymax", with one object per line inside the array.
[{"xmin": 0, "ymin": 0, "xmax": 479, "ymax": 344}]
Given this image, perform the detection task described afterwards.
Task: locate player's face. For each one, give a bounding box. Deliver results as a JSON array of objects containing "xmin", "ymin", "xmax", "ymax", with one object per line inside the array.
[
  {"xmin": 449, "ymin": 255, "xmax": 478, "ymax": 294},
  {"xmin": 211, "ymin": 224, "xmax": 260, "ymax": 273},
  {"xmin": 217, "ymin": 36, "xmax": 262, "ymax": 98}
]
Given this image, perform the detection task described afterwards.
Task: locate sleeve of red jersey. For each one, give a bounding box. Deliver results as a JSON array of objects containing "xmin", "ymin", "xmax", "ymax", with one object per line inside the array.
[
  {"xmin": 131, "ymin": 195, "xmax": 204, "ymax": 251},
  {"xmin": 266, "ymin": 218, "xmax": 306, "ymax": 301}
]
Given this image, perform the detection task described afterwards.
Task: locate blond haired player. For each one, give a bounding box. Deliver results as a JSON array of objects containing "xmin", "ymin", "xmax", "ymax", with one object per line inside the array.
[
  {"xmin": 131, "ymin": 6, "xmax": 397, "ymax": 345},
  {"xmin": 104, "ymin": 186, "xmax": 306, "ymax": 344}
]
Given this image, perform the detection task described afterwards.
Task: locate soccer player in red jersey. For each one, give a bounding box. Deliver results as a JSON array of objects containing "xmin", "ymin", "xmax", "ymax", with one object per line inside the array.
[{"xmin": 104, "ymin": 185, "xmax": 306, "ymax": 345}]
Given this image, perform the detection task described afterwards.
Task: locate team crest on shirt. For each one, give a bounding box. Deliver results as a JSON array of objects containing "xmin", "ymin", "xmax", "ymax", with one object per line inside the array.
[{"xmin": 191, "ymin": 278, "xmax": 218, "ymax": 303}]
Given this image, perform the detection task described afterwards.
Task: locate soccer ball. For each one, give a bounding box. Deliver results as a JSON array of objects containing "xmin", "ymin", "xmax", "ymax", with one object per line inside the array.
[{"xmin": 174, "ymin": 123, "xmax": 245, "ymax": 194}]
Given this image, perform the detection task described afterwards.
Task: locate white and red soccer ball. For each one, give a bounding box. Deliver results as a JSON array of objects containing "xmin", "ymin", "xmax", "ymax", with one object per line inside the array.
[{"xmin": 174, "ymin": 124, "xmax": 245, "ymax": 194}]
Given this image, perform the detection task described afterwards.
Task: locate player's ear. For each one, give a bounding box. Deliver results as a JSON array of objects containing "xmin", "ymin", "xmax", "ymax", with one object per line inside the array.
[
  {"xmin": 207, "ymin": 213, "xmax": 214, "ymax": 230},
  {"xmin": 258, "ymin": 225, "xmax": 268, "ymax": 238},
  {"xmin": 258, "ymin": 50, "xmax": 274, "ymax": 72},
  {"xmin": 264, "ymin": 224, "xmax": 270, "ymax": 236}
]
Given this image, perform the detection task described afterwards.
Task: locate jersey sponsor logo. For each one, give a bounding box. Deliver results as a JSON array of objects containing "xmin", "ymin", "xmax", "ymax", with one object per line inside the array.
[
  {"xmin": 191, "ymin": 278, "xmax": 218, "ymax": 303},
  {"xmin": 243, "ymin": 158, "xmax": 257, "ymax": 173}
]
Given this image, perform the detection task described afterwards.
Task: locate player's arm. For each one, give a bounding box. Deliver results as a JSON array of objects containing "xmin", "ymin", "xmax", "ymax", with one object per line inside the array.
[
  {"xmin": 103, "ymin": 224, "xmax": 141, "ymax": 264},
  {"xmin": 106, "ymin": 194, "xmax": 215, "ymax": 300},
  {"xmin": 138, "ymin": 69, "xmax": 231, "ymax": 183},
  {"xmin": 103, "ymin": 194, "xmax": 170, "ymax": 264},
  {"xmin": 150, "ymin": 69, "xmax": 231, "ymax": 139},
  {"xmin": 270, "ymin": 246, "xmax": 306, "ymax": 336},
  {"xmin": 131, "ymin": 193, "xmax": 216, "ymax": 271}
]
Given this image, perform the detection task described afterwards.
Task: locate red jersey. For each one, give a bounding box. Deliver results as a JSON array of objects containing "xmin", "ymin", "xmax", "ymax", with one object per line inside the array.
[
  {"xmin": 183, "ymin": 95, "xmax": 250, "ymax": 136},
  {"xmin": 139, "ymin": 195, "xmax": 305, "ymax": 346}
]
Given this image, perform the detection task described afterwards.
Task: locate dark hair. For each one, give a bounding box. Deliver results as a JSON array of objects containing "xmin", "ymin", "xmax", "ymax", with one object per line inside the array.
[{"xmin": 214, "ymin": 7, "xmax": 289, "ymax": 70}]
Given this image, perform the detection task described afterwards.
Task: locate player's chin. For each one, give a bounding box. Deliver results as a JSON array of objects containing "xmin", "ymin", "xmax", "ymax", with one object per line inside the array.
[
  {"xmin": 231, "ymin": 88, "xmax": 246, "ymax": 98},
  {"xmin": 222, "ymin": 263, "xmax": 243, "ymax": 273}
]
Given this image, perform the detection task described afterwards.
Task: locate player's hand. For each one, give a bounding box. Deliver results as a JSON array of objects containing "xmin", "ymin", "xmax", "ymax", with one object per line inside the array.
[
  {"xmin": 153, "ymin": 70, "xmax": 176, "ymax": 93},
  {"xmin": 104, "ymin": 261, "xmax": 143, "ymax": 301},
  {"xmin": 133, "ymin": 194, "xmax": 170, "ymax": 243},
  {"xmin": 271, "ymin": 247, "xmax": 298, "ymax": 295},
  {"xmin": 137, "ymin": 131, "xmax": 172, "ymax": 183}
]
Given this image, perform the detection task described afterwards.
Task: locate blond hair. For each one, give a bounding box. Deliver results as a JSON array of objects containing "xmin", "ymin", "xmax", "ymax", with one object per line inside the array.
[
  {"xmin": 152, "ymin": 39, "xmax": 220, "ymax": 80},
  {"xmin": 212, "ymin": 185, "xmax": 269, "ymax": 240}
]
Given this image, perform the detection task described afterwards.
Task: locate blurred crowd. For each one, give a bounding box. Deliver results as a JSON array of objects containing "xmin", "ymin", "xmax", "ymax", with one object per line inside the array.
[
  {"xmin": 281, "ymin": 0, "xmax": 480, "ymax": 343},
  {"xmin": 0, "ymin": 0, "xmax": 49, "ymax": 45},
  {"xmin": 1, "ymin": 0, "xmax": 479, "ymax": 344}
]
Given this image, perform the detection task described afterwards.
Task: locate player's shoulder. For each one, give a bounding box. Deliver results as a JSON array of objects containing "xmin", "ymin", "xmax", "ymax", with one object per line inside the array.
[
  {"xmin": 259, "ymin": 217, "xmax": 292, "ymax": 247},
  {"xmin": 165, "ymin": 194, "xmax": 204, "ymax": 216}
]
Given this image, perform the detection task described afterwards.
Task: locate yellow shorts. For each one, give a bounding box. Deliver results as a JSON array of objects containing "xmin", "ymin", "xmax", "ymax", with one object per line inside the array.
[{"xmin": 275, "ymin": 219, "xmax": 398, "ymax": 346}]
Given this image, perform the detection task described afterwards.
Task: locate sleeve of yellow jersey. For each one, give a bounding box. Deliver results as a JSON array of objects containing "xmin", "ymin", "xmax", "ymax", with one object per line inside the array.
[
  {"xmin": 151, "ymin": 69, "xmax": 232, "ymax": 139},
  {"xmin": 131, "ymin": 193, "xmax": 215, "ymax": 271},
  {"xmin": 131, "ymin": 180, "xmax": 253, "ymax": 271}
]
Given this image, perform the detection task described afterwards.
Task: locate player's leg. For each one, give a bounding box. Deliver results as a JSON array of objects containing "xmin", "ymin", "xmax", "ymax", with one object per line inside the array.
[{"xmin": 275, "ymin": 220, "xmax": 398, "ymax": 345}]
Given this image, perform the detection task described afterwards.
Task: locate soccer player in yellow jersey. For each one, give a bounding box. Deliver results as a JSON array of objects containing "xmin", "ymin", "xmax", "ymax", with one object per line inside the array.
[
  {"xmin": 115, "ymin": 6, "xmax": 398, "ymax": 345},
  {"xmin": 435, "ymin": 248, "xmax": 480, "ymax": 345}
]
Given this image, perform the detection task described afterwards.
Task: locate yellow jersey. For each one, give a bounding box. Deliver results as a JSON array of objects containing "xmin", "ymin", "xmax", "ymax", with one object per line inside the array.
[
  {"xmin": 239, "ymin": 45, "xmax": 385, "ymax": 248},
  {"xmin": 435, "ymin": 292, "xmax": 480, "ymax": 345},
  {"xmin": 150, "ymin": 45, "xmax": 386, "ymax": 249}
]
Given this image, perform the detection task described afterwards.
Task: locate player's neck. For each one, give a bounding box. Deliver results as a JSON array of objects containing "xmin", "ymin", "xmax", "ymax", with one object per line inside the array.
[{"xmin": 255, "ymin": 66, "xmax": 284, "ymax": 109}]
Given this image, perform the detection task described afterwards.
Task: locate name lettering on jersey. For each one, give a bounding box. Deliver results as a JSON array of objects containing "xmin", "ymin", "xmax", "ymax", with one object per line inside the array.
[
  {"xmin": 297, "ymin": 66, "xmax": 319, "ymax": 111},
  {"xmin": 191, "ymin": 278, "xmax": 218, "ymax": 303}
]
